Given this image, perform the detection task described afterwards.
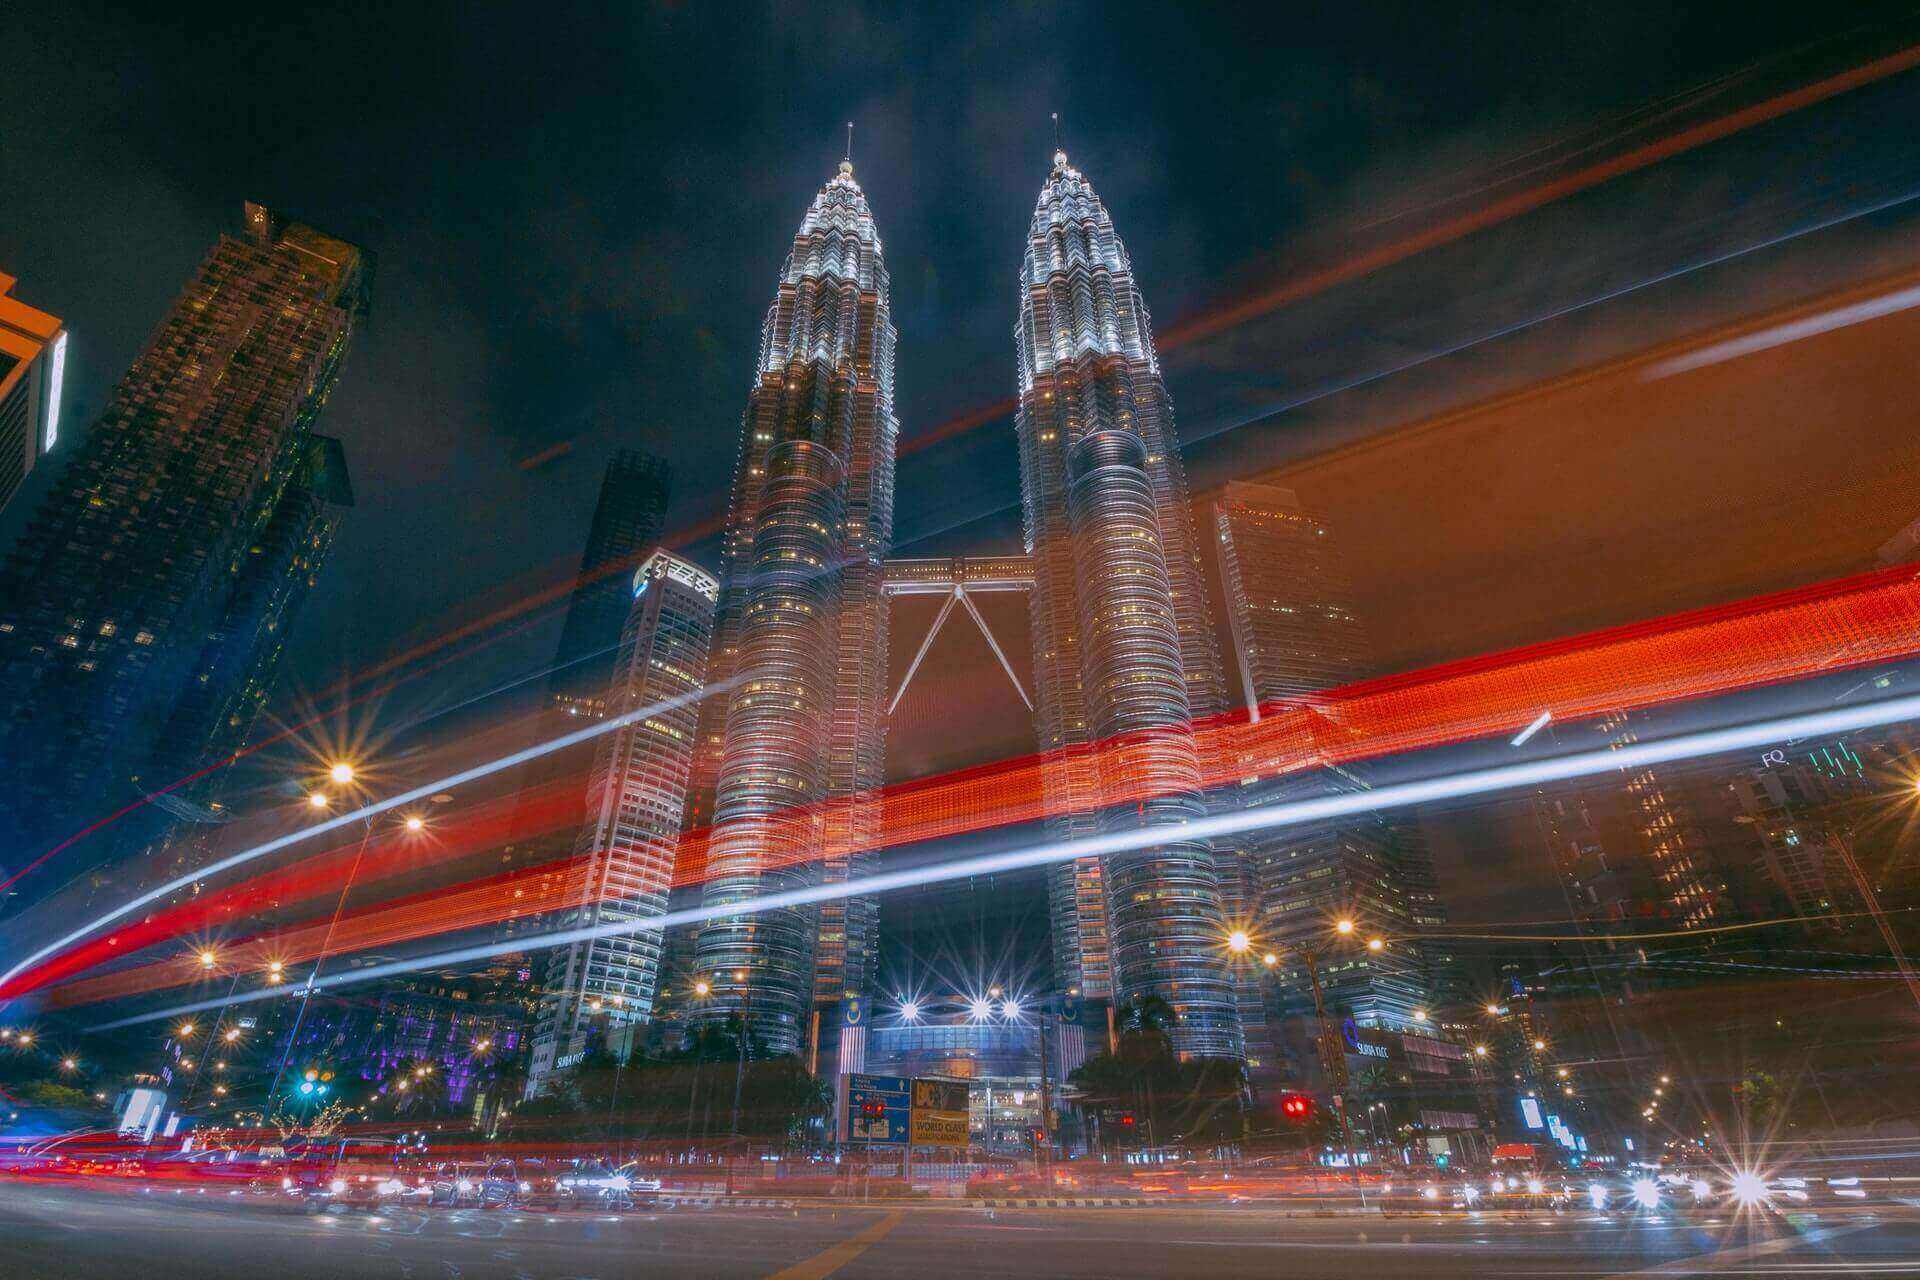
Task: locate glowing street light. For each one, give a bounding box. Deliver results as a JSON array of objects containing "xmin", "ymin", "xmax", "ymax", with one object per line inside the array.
[
  {"xmin": 968, "ymin": 996, "xmax": 994, "ymax": 1023},
  {"xmin": 1473, "ymin": 1045, "xmax": 1488, "ymax": 1057},
  {"xmin": 60, "ymin": 1057, "xmax": 77, "ymax": 1072},
  {"xmin": 1412, "ymin": 1009, "xmax": 1428, "ymax": 1022},
  {"xmin": 1262, "ymin": 953, "xmax": 1279, "ymax": 967},
  {"xmin": 1227, "ymin": 930, "xmax": 1250, "ymax": 954},
  {"xmin": 897, "ymin": 1000, "xmax": 920, "ymax": 1023},
  {"xmin": 1484, "ymin": 1003, "xmax": 1502, "ymax": 1016},
  {"xmin": 198, "ymin": 949, "xmax": 217, "ymax": 969},
  {"xmin": 404, "ymin": 815, "xmax": 424, "ymax": 832},
  {"xmin": 1366, "ymin": 938, "xmax": 1384, "ymax": 952},
  {"xmin": 328, "ymin": 762, "xmax": 355, "ymax": 785},
  {"xmin": 177, "ymin": 1023, "xmax": 195, "ymax": 1038},
  {"xmin": 223, "ymin": 1028, "xmax": 240, "ymax": 1043},
  {"xmin": 1001, "ymin": 999, "xmax": 1023, "ymax": 1020},
  {"xmin": 1532, "ymin": 1039, "xmax": 1546, "ymax": 1051},
  {"xmin": 307, "ymin": 792, "xmax": 329, "ymax": 810},
  {"xmin": 1334, "ymin": 919, "xmax": 1355, "ymax": 936},
  {"xmin": 693, "ymin": 980, "xmax": 711, "ymax": 997}
]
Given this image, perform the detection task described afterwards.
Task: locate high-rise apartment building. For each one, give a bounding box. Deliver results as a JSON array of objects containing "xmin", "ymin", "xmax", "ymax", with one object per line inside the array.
[
  {"xmin": 0, "ymin": 272, "xmax": 67, "ymax": 516},
  {"xmin": 1016, "ymin": 151, "xmax": 1238, "ymax": 1059},
  {"xmin": 0, "ymin": 203, "xmax": 370, "ymax": 880},
  {"xmin": 690, "ymin": 160, "xmax": 897, "ymax": 1055},
  {"xmin": 529, "ymin": 550, "xmax": 716, "ymax": 1087},
  {"xmin": 548, "ymin": 451, "xmax": 673, "ymax": 717},
  {"xmin": 1214, "ymin": 482, "xmax": 1433, "ymax": 1039}
]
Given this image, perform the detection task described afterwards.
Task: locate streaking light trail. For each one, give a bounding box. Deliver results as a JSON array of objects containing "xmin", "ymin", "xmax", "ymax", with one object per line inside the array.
[
  {"xmin": 14, "ymin": 560, "xmax": 1920, "ymax": 1006},
  {"xmin": 89, "ymin": 687, "xmax": 1920, "ymax": 1032},
  {"xmin": 1645, "ymin": 281, "xmax": 1920, "ymax": 378},
  {"xmin": 0, "ymin": 675, "xmax": 741, "ymax": 994}
]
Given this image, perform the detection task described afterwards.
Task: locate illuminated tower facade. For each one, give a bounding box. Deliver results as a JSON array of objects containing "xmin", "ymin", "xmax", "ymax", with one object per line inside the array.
[
  {"xmin": 691, "ymin": 161, "xmax": 897, "ymax": 1054},
  {"xmin": 1216, "ymin": 482, "xmax": 1433, "ymax": 1039},
  {"xmin": 0, "ymin": 270, "xmax": 67, "ymax": 516},
  {"xmin": 1016, "ymin": 151, "xmax": 1238, "ymax": 1059},
  {"xmin": 529, "ymin": 550, "xmax": 716, "ymax": 1088},
  {"xmin": 0, "ymin": 204, "xmax": 369, "ymax": 880}
]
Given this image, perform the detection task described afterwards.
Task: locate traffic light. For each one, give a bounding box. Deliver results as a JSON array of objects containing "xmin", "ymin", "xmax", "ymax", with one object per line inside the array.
[
  {"xmin": 1118, "ymin": 1112, "xmax": 1136, "ymax": 1128},
  {"xmin": 1279, "ymin": 1093, "xmax": 1314, "ymax": 1123}
]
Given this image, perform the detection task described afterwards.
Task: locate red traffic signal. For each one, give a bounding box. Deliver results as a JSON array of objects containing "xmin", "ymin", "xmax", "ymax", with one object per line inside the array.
[
  {"xmin": 1119, "ymin": 1113, "xmax": 1136, "ymax": 1127},
  {"xmin": 1279, "ymin": 1093, "xmax": 1314, "ymax": 1122}
]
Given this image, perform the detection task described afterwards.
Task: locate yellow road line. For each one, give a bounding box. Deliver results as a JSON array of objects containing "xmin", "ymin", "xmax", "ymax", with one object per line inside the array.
[{"xmin": 766, "ymin": 1210, "xmax": 904, "ymax": 1280}]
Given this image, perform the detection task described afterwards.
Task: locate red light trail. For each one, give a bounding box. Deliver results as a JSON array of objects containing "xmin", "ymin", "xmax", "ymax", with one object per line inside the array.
[{"xmin": 21, "ymin": 562, "xmax": 1920, "ymax": 1011}]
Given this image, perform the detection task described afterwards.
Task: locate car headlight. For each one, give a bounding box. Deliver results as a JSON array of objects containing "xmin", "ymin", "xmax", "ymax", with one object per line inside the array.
[
  {"xmin": 518, "ymin": 1181, "xmax": 531, "ymax": 1192},
  {"xmin": 455, "ymin": 1179, "xmax": 472, "ymax": 1192},
  {"xmin": 329, "ymin": 1179, "xmax": 346, "ymax": 1194}
]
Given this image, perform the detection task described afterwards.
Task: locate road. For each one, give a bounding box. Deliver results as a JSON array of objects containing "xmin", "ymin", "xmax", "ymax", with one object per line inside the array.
[{"xmin": 1, "ymin": 1181, "xmax": 1916, "ymax": 1278}]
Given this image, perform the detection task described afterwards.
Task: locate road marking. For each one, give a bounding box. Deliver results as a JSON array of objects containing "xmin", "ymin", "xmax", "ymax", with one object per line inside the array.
[
  {"xmin": 765, "ymin": 1210, "xmax": 903, "ymax": 1280},
  {"xmin": 1602, "ymin": 1222, "xmax": 1876, "ymax": 1277}
]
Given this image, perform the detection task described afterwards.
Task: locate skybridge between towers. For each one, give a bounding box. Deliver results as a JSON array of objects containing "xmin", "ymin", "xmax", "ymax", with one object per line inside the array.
[{"xmin": 881, "ymin": 556, "xmax": 1035, "ymax": 715}]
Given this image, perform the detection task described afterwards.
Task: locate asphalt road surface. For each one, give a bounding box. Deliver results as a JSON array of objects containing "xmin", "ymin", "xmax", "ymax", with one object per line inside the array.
[{"xmin": 1, "ymin": 1181, "xmax": 1915, "ymax": 1279}]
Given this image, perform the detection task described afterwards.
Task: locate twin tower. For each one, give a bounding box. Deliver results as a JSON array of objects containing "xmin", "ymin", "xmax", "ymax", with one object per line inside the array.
[{"xmin": 688, "ymin": 152, "xmax": 1242, "ymax": 1062}]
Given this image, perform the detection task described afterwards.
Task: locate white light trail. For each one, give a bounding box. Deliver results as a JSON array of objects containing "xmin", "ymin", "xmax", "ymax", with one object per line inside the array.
[
  {"xmin": 0, "ymin": 675, "xmax": 743, "ymax": 994},
  {"xmin": 85, "ymin": 688, "xmax": 1920, "ymax": 1032},
  {"xmin": 1511, "ymin": 709, "xmax": 1552, "ymax": 746},
  {"xmin": 1645, "ymin": 282, "xmax": 1920, "ymax": 380}
]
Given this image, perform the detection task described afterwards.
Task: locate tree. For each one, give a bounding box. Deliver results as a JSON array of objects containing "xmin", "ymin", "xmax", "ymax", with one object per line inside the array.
[{"xmin": 1069, "ymin": 994, "xmax": 1247, "ymax": 1150}]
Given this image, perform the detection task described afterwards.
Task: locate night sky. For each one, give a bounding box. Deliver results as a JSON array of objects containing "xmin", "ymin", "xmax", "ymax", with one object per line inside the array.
[{"xmin": 9, "ymin": 3, "xmax": 1920, "ymax": 926}]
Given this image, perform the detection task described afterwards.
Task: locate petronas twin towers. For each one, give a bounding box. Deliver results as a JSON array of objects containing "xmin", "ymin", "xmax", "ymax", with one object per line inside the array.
[{"xmin": 691, "ymin": 150, "xmax": 1241, "ymax": 1061}]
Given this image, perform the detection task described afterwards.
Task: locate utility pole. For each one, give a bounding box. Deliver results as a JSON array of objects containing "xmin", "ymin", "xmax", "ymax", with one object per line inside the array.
[
  {"xmin": 1304, "ymin": 948, "xmax": 1363, "ymax": 1194},
  {"xmin": 1036, "ymin": 1008, "xmax": 1055, "ymax": 1185}
]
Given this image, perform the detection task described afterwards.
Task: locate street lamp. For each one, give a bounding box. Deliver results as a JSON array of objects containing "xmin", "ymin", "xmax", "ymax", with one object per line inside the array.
[
  {"xmin": 1335, "ymin": 919, "xmax": 1355, "ymax": 936},
  {"xmin": 223, "ymin": 1028, "xmax": 240, "ymax": 1043},
  {"xmin": 898, "ymin": 1000, "xmax": 920, "ymax": 1023},
  {"xmin": 1366, "ymin": 938, "xmax": 1384, "ymax": 952},
  {"xmin": 178, "ymin": 1022, "xmax": 195, "ymax": 1038},
  {"xmin": 306, "ymin": 791, "xmax": 329, "ymax": 810},
  {"xmin": 404, "ymin": 815, "xmax": 424, "ymax": 831},
  {"xmin": 693, "ymin": 979, "xmax": 711, "ymax": 997},
  {"xmin": 328, "ymin": 762, "xmax": 355, "ymax": 785},
  {"xmin": 1227, "ymin": 930, "xmax": 1251, "ymax": 955},
  {"xmin": 198, "ymin": 949, "xmax": 217, "ymax": 969}
]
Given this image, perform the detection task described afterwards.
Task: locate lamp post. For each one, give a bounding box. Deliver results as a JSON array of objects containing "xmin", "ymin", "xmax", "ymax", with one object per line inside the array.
[
  {"xmin": 1234, "ymin": 920, "xmax": 1376, "ymax": 1195},
  {"xmin": 266, "ymin": 767, "xmax": 417, "ymax": 1111}
]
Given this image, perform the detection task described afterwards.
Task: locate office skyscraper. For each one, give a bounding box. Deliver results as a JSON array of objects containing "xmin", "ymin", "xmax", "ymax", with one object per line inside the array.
[
  {"xmin": 548, "ymin": 450, "xmax": 673, "ymax": 717},
  {"xmin": 529, "ymin": 550, "xmax": 717, "ymax": 1088},
  {"xmin": 1016, "ymin": 151, "xmax": 1238, "ymax": 1059},
  {"xmin": 0, "ymin": 271, "xmax": 67, "ymax": 516},
  {"xmin": 1215, "ymin": 483, "xmax": 1432, "ymax": 1035},
  {"xmin": 0, "ymin": 204, "xmax": 370, "ymax": 880},
  {"xmin": 691, "ymin": 159, "xmax": 897, "ymax": 1055}
]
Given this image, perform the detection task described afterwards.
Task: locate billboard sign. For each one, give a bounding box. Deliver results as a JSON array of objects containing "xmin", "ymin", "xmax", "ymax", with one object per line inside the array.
[{"xmin": 910, "ymin": 1077, "xmax": 970, "ymax": 1147}]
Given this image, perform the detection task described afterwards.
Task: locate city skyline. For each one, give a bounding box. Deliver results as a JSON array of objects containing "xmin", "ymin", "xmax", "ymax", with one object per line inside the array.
[{"xmin": 4, "ymin": 16, "xmax": 1920, "ymax": 1275}]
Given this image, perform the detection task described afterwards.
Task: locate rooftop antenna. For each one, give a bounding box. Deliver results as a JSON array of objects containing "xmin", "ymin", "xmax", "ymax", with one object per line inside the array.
[
  {"xmin": 845, "ymin": 121, "xmax": 854, "ymax": 164},
  {"xmin": 1052, "ymin": 112, "xmax": 1061, "ymax": 151}
]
